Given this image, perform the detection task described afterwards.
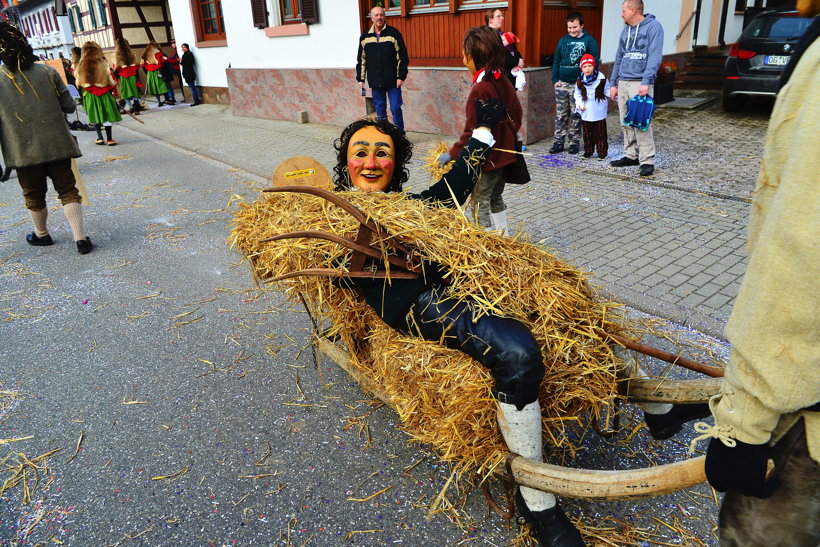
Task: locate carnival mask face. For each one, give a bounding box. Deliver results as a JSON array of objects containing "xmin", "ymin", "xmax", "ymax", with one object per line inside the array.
[
  {"xmin": 346, "ymin": 126, "xmax": 395, "ymax": 192},
  {"xmin": 462, "ymin": 50, "xmax": 477, "ymax": 75}
]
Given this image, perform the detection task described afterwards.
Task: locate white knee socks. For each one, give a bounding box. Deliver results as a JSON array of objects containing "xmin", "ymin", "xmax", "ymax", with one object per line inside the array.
[
  {"xmin": 30, "ymin": 208, "xmax": 48, "ymax": 237},
  {"xmin": 497, "ymin": 401, "xmax": 556, "ymax": 512},
  {"xmin": 634, "ymin": 365, "xmax": 673, "ymax": 415},
  {"xmin": 489, "ymin": 210, "xmax": 508, "ymax": 235},
  {"xmin": 62, "ymin": 202, "xmax": 85, "ymax": 241}
]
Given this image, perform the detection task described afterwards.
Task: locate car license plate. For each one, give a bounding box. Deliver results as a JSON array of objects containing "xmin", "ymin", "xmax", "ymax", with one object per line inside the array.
[{"xmin": 764, "ymin": 55, "xmax": 789, "ymax": 66}]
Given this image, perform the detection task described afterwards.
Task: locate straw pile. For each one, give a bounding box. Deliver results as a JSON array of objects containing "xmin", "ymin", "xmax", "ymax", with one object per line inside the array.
[{"xmin": 230, "ymin": 189, "xmax": 627, "ymax": 477}]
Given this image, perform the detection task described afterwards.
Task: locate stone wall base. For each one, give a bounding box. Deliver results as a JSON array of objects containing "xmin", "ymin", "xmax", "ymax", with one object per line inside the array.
[{"xmin": 227, "ymin": 67, "xmax": 556, "ymax": 145}]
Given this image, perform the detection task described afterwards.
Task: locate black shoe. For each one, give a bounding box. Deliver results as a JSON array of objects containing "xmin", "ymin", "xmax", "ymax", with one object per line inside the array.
[
  {"xmin": 548, "ymin": 142, "xmax": 565, "ymax": 154},
  {"xmin": 598, "ymin": 153, "xmax": 607, "ymax": 159},
  {"xmin": 165, "ymin": 99, "xmax": 176, "ymax": 105},
  {"xmin": 157, "ymin": 101, "xmax": 165, "ymax": 107},
  {"xmin": 567, "ymin": 144, "xmax": 580, "ymax": 155},
  {"xmin": 610, "ymin": 156, "xmax": 640, "ymax": 167},
  {"xmin": 644, "ymin": 403, "xmax": 711, "ymax": 440},
  {"xmin": 191, "ymin": 100, "xmax": 201, "ymax": 107},
  {"xmin": 639, "ymin": 164, "xmax": 655, "ymax": 177},
  {"xmin": 26, "ymin": 232, "xmax": 54, "ymax": 246},
  {"xmin": 582, "ymin": 151, "xmax": 593, "ymax": 158},
  {"xmin": 76, "ymin": 237, "xmax": 93, "ymax": 255},
  {"xmin": 517, "ymin": 492, "xmax": 585, "ymax": 547},
  {"xmin": 0, "ymin": 166, "xmax": 12, "ymax": 181}
]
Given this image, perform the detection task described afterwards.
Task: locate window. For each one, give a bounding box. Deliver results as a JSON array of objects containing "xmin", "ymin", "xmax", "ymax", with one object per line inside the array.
[
  {"xmin": 196, "ymin": 0, "xmax": 225, "ymax": 40},
  {"xmin": 279, "ymin": 0, "xmax": 299, "ymax": 24},
  {"xmin": 67, "ymin": 9, "xmax": 76, "ymax": 32}
]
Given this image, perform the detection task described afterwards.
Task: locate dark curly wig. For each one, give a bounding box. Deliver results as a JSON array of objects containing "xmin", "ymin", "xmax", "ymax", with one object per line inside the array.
[
  {"xmin": 333, "ymin": 118, "xmax": 413, "ymax": 193},
  {"xmin": 0, "ymin": 22, "xmax": 37, "ymax": 71}
]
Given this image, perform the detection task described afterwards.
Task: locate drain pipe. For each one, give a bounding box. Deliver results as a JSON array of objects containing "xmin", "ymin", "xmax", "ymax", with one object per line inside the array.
[
  {"xmin": 692, "ymin": 0, "xmax": 703, "ymax": 46},
  {"xmin": 718, "ymin": 0, "xmax": 730, "ymax": 47}
]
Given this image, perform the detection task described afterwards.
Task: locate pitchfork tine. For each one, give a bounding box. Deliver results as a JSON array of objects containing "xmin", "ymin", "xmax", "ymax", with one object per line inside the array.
[{"xmin": 262, "ymin": 230, "xmax": 421, "ymax": 272}]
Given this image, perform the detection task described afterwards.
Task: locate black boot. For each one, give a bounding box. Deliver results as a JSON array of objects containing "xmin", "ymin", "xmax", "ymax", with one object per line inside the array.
[
  {"xmin": 517, "ymin": 491, "xmax": 585, "ymax": 547},
  {"xmin": 104, "ymin": 125, "xmax": 117, "ymax": 146},
  {"xmin": 94, "ymin": 124, "xmax": 105, "ymax": 145}
]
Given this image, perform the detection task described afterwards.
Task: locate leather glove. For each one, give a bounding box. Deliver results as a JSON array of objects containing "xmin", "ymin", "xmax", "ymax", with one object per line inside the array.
[
  {"xmin": 474, "ymin": 97, "xmax": 507, "ymax": 128},
  {"xmin": 436, "ymin": 152, "xmax": 452, "ymax": 167},
  {"xmin": 705, "ymin": 437, "xmax": 780, "ymax": 498}
]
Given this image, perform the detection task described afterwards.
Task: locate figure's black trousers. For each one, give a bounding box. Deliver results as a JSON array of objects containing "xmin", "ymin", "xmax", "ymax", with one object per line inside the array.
[{"xmin": 398, "ymin": 287, "xmax": 544, "ymax": 410}]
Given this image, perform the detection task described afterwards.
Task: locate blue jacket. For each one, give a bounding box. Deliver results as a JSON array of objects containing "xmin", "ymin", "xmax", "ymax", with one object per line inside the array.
[{"xmin": 611, "ymin": 14, "xmax": 664, "ymax": 85}]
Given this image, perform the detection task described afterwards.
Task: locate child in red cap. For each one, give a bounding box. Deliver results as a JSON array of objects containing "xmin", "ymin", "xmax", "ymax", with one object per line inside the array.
[
  {"xmin": 501, "ymin": 32, "xmax": 526, "ymax": 91},
  {"xmin": 573, "ymin": 53, "xmax": 611, "ymax": 158}
]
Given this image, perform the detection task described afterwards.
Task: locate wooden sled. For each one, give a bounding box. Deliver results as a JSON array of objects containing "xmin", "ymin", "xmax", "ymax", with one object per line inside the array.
[
  {"xmin": 316, "ymin": 335, "xmax": 721, "ymax": 501},
  {"xmin": 257, "ymin": 181, "xmax": 723, "ymax": 501}
]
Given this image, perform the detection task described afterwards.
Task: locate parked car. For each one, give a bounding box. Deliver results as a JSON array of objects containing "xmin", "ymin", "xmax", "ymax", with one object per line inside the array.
[{"xmin": 722, "ymin": 10, "xmax": 812, "ymax": 112}]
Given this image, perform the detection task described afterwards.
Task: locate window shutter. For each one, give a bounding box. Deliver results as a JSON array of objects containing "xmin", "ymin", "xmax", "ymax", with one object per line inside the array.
[
  {"xmin": 250, "ymin": 0, "xmax": 268, "ymax": 29},
  {"xmin": 88, "ymin": 0, "xmax": 97, "ymax": 28},
  {"xmin": 300, "ymin": 0, "xmax": 318, "ymax": 24},
  {"xmin": 97, "ymin": 0, "xmax": 107, "ymax": 26},
  {"xmin": 67, "ymin": 9, "xmax": 75, "ymax": 32},
  {"xmin": 75, "ymin": 5, "xmax": 84, "ymax": 31}
]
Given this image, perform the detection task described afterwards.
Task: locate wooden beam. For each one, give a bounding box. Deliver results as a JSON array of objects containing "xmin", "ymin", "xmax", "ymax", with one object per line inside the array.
[
  {"xmin": 619, "ymin": 377, "xmax": 722, "ymax": 403},
  {"xmin": 133, "ymin": 2, "xmax": 155, "ymax": 42}
]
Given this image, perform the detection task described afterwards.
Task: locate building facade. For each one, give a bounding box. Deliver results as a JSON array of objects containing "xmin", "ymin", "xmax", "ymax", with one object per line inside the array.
[
  {"xmin": 158, "ymin": 1, "xmax": 786, "ymax": 140},
  {"xmin": 1, "ymin": 0, "xmax": 74, "ymax": 60}
]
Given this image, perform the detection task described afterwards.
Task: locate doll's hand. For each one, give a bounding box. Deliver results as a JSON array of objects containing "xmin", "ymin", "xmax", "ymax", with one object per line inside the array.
[
  {"xmin": 437, "ymin": 153, "xmax": 452, "ymax": 167},
  {"xmin": 474, "ymin": 97, "xmax": 507, "ymax": 129}
]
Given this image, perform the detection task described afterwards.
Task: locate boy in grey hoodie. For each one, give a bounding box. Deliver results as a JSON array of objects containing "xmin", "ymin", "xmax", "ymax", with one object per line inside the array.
[{"xmin": 609, "ymin": 0, "xmax": 664, "ymax": 177}]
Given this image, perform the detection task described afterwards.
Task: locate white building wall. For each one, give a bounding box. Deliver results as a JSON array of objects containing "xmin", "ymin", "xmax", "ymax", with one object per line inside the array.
[
  {"xmin": 600, "ymin": 0, "xmax": 685, "ymax": 63},
  {"xmin": 20, "ymin": 6, "xmax": 74, "ymax": 60},
  {"xmin": 167, "ymin": 0, "xmax": 360, "ymax": 89}
]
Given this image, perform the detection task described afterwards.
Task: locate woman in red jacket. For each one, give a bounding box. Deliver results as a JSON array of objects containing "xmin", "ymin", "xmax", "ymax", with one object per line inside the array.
[{"xmin": 438, "ymin": 26, "xmax": 523, "ymax": 235}]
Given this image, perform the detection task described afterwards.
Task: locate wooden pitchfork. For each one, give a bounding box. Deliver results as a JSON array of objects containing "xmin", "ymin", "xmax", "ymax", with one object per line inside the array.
[{"xmin": 260, "ymin": 185, "xmax": 422, "ymax": 282}]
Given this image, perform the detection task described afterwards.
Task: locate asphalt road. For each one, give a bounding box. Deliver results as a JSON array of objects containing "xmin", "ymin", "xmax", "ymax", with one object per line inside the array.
[{"xmin": 1, "ymin": 122, "xmax": 727, "ymax": 546}]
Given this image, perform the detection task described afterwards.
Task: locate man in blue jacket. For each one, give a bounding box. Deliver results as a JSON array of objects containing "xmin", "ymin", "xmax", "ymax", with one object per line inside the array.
[
  {"xmin": 609, "ymin": 0, "xmax": 663, "ymax": 177},
  {"xmin": 550, "ymin": 11, "xmax": 599, "ymax": 155},
  {"xmin": 356, "ymin": 6, "xmax": 409, "ymax": 133}
]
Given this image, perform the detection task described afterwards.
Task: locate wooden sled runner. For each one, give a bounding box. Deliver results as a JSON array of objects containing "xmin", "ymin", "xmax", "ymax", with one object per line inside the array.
[{"xmin": 317, "ymin": 335, "xmax": 720, "ymax": 500}]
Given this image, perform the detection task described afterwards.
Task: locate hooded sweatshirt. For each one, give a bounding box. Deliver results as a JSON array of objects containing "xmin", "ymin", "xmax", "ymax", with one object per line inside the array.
[{"xmin": 611, "ymin": 13, "xmax": 664, "ymax": 85}]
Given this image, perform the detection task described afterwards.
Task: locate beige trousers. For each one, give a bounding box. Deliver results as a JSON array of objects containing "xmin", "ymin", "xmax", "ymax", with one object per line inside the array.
[{"xmin": 617, "ymin": 80, "xmax": 656, "ymax": 165}]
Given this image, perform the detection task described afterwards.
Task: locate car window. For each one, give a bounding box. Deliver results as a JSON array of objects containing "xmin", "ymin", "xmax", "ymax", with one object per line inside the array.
[{"xmin": 746, "ymin": 15, "xmax": 811, "ymax": 40}]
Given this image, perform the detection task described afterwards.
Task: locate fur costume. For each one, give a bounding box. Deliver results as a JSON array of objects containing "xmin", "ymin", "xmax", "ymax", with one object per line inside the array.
[
  {"xmin": 75, "ymin": 43, "xmax": 116, "ymax": 89},
  {"xmin": 114, "ymin": 38, "xmax": 136, "ymax": 68}
]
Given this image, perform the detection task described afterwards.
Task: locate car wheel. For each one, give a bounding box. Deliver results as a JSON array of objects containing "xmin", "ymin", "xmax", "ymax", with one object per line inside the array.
[{"xmin": 722, "ymin": 93, "xmax": 745, "ymax": 113}]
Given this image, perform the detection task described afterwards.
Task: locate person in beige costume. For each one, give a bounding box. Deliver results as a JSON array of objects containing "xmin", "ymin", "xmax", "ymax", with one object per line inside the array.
[
  {"xmin": 691, "ymin": 1, "xmax": 819, "ymax": 544},
  {"xmin": 0, "ymin": 22, "xmax": 92, "ymax": 254}
]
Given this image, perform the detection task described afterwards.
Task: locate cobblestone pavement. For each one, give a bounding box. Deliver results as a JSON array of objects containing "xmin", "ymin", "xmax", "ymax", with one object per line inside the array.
[
  {"xmin": 116, "ymin": 92, "xmax": 772, "ymax": 338},
  {"xmin": 1, "ymin": 120, "xmax": 729, "ymax": 547}
]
